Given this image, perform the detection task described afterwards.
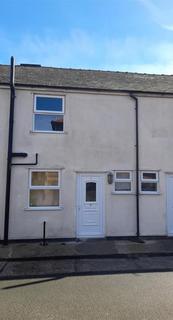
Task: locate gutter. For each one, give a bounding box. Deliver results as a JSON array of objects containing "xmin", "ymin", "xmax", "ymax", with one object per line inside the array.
[
  {"xmin": 0, "ymin": 82, "xmax": 173, "ymax": 96},
  {"xmin": 3, "ymin": 57, "xmax": 16, "ymax": 245},
  {"xmin": 130, "ymin": 94, "xmax": 140, "ymax": 240}
]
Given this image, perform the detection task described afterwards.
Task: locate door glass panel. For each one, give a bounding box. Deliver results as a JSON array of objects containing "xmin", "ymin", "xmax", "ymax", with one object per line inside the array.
[{"xmin": 86, "ymin": 182, "xmax": 96, "ymax": 202}]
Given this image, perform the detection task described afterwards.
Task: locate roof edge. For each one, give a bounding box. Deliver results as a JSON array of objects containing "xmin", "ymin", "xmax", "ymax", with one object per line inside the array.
[
  {"xmin": 1, "ymin": 64, "xmax": 173, "ymax": 77},
  {"xmin": 1, "ymin": 82, "xmax": 173, "ymax": 96}
]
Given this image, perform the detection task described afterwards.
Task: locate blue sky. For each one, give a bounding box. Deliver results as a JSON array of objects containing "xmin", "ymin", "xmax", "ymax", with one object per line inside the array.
[{"xmin": 1, "ymin": 0, "xmax": 173, "ymax": 73}]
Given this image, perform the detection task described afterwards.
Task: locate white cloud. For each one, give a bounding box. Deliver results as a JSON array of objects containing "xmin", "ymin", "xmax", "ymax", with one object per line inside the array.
[
  {"xmin": 1, "ymin": 28, "xmax": 173, "ymax": 74},
  {"xmin": 138, "ymin": 0, "xmax": 173, "ymax": 30},
  {"xmin": 117, "ymin": 63, "xmax": 173, "ymax": 75},
  {"xmin": 10, "ymin": 29, "xmax": 95, "ymax": 67},
  {"xmin": 162, "ymin": 24, "xmax": 173, "ymax": 31}
]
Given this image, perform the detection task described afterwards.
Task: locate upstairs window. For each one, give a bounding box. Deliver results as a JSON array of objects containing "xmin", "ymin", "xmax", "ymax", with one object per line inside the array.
[
  {"xmin": 140, "ymin": 171, "xmax": 159, "ymax": 193},
  {"xmin": 114, "ymin": 171, "xmax": 132, "ymax": 193},
  {"xmin": 34, "ymin": 95, "xmax": 64, "ymax": 132}
]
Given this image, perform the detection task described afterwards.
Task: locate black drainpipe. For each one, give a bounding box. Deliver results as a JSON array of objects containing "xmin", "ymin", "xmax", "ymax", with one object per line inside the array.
[
  {"xmin": 130, "ymin": 93, "xmax": 140, "ymax": 240},
  {"xmin": 3, "ymin": 57, "xmax": 15, "ymax": 245}
]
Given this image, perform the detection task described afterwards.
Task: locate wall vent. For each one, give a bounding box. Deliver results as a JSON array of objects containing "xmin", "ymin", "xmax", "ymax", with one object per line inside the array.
[{"xmin": 20, "ymin": 63, "xmax": 42, "ymax": 67}]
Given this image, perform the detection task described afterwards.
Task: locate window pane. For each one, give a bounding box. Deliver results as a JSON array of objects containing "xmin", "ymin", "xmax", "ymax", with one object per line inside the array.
[
  {"xmin": 141, "ymin": 182, "xmax": 157, "ymax": 192},
  {"xmin": 32, "ymin": 171, "xmax": 59, "ymax": 186},
  {"xmin": 143, "ymin": 172, "xmax": 157, "ymax": 180},
  {"xmin": 36, "ymin": 97, "xmax": 63, "ymax": 112},
  {"xmin": 86, "ymin": 182, "xmax": 96, "ymax": 202},
  {"xmin": 115, "ymin": 181, "xmax": 131, "ymax": 191},
  {"xmin": 116, "ymin": 172, "xmax": 130, "ymax": 179},
  {"xmin": 30, "ymin": 189, "xmax": 59, "ymax": 207},
  {"xmin": 34, "ymin": 114, "xmax": 63, "ymax": 131}
]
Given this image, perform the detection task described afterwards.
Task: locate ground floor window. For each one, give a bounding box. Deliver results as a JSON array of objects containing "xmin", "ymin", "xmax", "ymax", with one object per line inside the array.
[
  {"xmin": 114, "ymin": 171, "xmax": 132, "ymax": 193},
  {"xmin": 140, "ymin": 171, "xmax": 159, "ymax": 194},
  {"xmin": 29, "ymin": 170, "xmax": 60, "ymax": 208}
]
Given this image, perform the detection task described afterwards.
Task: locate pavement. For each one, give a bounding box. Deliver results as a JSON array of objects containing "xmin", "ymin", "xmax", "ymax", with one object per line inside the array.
[
  {"xmin": 1, "ymin": 238, "xmax": 173, "ymax": 260},
  {"xmin": 1, "ymin": 238, "xmax": 173, "ymax": 279}
]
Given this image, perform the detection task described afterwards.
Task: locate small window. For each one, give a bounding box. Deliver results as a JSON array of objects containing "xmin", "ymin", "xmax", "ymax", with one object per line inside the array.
[
  {"xmin": 114, "ymin": 171, "xmax": 132, "ymax": 193},
  {"xmin": 29, "ymin": 170, "xmax": 60, "ymax": 208},
  {"xmin": 142, "ymin": 172, "xmax": 157, "ymax": 180},
  {"xmin": 34, "ymin": 95, "xmax": 64, "ymax": 132},
  {"xmin": 86, "ymin": 182, "xmax": 96, "ymax": 202},
  {"xmin": 116, "ymin": 172, "xmax": 130, "ymax": 180},
  {"xmin": 140, "ymin": 171, "xmax": 159, "ymax": 194}
]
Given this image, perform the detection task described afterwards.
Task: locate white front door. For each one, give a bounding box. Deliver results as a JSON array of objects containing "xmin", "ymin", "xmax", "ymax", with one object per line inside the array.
[
  {"xmin": 167, "ymin": 175, "xmax": 173, "ymax": 235},
  {"xmin": 77, "ymin": 174, "xmax": 104, "ymax": 237}
]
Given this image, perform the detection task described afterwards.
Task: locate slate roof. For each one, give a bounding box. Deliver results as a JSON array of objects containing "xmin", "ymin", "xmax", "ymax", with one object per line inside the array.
[{"xmin": 1, "ymin": 64, "xmax": 173, "ymax": 93}]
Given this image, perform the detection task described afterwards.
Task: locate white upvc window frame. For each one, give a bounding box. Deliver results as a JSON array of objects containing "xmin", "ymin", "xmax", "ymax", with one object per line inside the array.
[
  {"xmin": 113, "ymin": 171, "xmax": 133, "ymax": 194},
  {"xmin": 140, "ymin": 171, "xmax": 159, "ymax": 194},
  {"xmin": 29, "ymin": 169, "xmax": 61, "ymax": 209},
  {"xmin": 33, "ymin": 95, "xmax": 64, "ymax": 133}
]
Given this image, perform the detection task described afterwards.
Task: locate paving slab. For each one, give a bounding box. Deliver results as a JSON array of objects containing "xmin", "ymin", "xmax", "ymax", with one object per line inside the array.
[
  {"xmin": 0, "ymin": 242, "xmax": 77, "ymax": 260},
  {"xmin": 1, "ymin": 238, "xmax": 173, "ymax": 261},
  {"xmin": 2, "ymin": 260, "xmax": 75, "ymax": 277},
  {"xmin": 75, "ymin": 239, "xmax": 118, "ymax": 255},
  {"xmin": 116, "ymin": 239, "xmax": 173, "ymax": 254}
]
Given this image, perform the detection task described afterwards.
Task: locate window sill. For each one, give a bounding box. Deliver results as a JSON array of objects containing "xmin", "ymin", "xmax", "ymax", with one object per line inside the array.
[
  {"xmin": 111, "ymin": 192, "xmax": 135, "ymax": 195},
  {"xmin": 139, "ymin": 192, "xmax": 161, "ymax": 195},
  {"xmin": 30, "ymin": 130, "xmax": 68, "ymax": 134},
  {"xmin": 112, "ymin": 192, "xmax": 161, "ymax": 195},
  {"xmin": 24, "ymin": 206, "xmax": 64, "ymax": 211}
]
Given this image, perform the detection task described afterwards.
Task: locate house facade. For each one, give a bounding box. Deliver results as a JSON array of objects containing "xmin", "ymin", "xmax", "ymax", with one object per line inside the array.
[{"xmin": 1, "ymin": 60, "xmax": 173, "ymax": 241}]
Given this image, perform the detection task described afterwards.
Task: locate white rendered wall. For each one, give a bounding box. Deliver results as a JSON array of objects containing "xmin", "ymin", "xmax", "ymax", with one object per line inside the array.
[
  {"xmin": 1, "ymin": 88, "xmax": 173, "ymax": 239},
  {"xmin": 137, "ymin": 96, "xmax": 173, "ymax": 235},
  {"xmin": 7, "ymin": 90, "xmax": 136, "ymax": 239}
]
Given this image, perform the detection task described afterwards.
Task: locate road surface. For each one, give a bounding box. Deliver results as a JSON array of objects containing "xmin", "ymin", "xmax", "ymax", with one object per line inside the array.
[{"xmin": 0, "ymin": 271, "xmax": 173, "ymax": 319}]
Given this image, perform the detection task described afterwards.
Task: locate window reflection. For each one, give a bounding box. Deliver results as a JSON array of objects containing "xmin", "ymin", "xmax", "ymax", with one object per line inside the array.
[
  {"xmin": 51, "ymin": 117, "xmax": 63, "ymax": 131},
  {"xmin": 36, "ymin": 97, "xmax": 63, "ymax": 112},
  {"xmin": 35, "ymin": 114, "xmax": 63, "ymax": 131}
]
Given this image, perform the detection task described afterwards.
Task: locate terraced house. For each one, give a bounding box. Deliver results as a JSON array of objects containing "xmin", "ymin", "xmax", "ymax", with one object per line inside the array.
[{"xmin": 1, "ymin": 57, "xmax": 173, "ymax": 242}]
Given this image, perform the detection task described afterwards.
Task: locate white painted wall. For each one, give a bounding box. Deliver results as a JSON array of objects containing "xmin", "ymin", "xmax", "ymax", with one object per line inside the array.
[
  {"xmin": 0, "ymin": 88, "xmax": 173, "ymax": 239},
  {"xmin": 138, "ymin": 96, "xmax": 173, "ymax": 235}
]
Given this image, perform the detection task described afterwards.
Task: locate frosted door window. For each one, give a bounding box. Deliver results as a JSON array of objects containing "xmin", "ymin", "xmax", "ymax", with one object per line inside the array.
[{"xmin": 86, "ymin": 182, "xmax": 96, "ymax": 202}]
